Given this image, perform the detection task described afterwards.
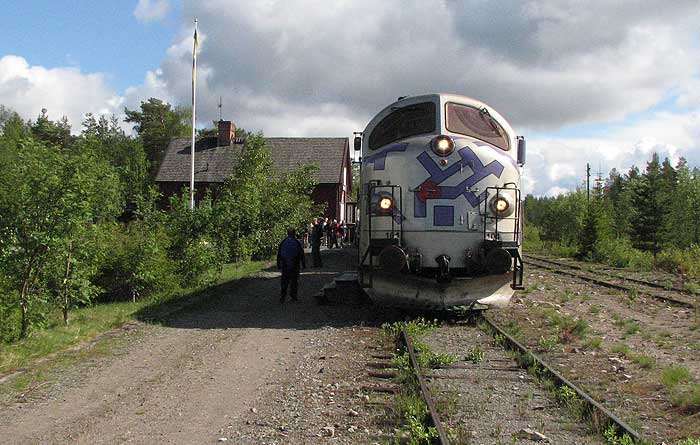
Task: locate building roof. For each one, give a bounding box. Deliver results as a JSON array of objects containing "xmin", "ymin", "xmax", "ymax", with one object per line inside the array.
[{"xmin": 155, "ymin": 136, "xmax": 348, "ymax": 184}]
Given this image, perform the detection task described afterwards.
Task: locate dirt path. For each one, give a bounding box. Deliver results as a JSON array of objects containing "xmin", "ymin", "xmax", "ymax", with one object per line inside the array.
[{"xmin": 0, "ymin": 248, "xmax": 362, "ymax": 444}]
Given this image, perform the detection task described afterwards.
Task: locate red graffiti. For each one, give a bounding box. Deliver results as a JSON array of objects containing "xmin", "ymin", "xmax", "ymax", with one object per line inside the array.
[{"xmin": 418, "ymin": 179, "xmax": 442, "ymax": 202}]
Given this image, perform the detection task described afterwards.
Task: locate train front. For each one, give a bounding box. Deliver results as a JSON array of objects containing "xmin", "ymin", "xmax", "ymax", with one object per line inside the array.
[{"xmin": 357, "ymin": 93, "xmax": 526, "ymax": 310}]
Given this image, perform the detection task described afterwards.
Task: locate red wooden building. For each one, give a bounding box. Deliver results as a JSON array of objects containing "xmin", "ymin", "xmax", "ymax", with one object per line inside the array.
[{"xmin": 155, "ymin": 121, "xmax": 353, "ymax": 221}]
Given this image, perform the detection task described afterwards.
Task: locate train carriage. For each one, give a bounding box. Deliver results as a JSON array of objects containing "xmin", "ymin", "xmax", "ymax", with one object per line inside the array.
[{"xmin": 356, "ymin": 93, "xmax": 526, "ymax": 310}]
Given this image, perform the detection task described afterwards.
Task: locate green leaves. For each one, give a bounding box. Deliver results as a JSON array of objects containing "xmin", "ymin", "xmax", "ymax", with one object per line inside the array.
[{"xmin": 124, "ymin": 98, "xmax": 191, "ymax": 178}]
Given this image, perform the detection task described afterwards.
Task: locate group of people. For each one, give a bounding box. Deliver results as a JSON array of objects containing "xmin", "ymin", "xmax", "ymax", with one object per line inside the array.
[{"xmin": 276, "ymin": 216, "xmax": 349, "ymax": 303}]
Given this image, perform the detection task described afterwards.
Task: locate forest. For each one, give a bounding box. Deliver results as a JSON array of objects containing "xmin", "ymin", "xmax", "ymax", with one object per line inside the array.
[
  {"xmin": 0, "ymin": 99, "xmax": 318, "ymax": 343},
  {"xmin": 524, "ymin": 153, "xmax": 700, "ymax": 280}
]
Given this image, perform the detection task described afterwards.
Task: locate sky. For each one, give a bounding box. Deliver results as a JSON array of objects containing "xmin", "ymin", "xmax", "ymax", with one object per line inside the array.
[{"xmin": 1, "ymin": 0, "xmax": 699, "ymax": 196}]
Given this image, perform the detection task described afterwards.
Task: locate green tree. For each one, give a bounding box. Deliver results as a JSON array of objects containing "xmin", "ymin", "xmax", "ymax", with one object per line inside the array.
[
  {"xmin": 604, "ymin": 168, "xmax": 632, "ymax": 238},
  {"xmin": 124, "ymin": 98, "xmax": 191, "ymax": 179},
  {"xmin": 578, "ymin": 178, "xmax": 610, "ymax": 259},
  {"xmin": 213, "ymin": 133, "xmax": 318, "ymax": 261},
  {"xmin": 214, "ymin": 133, "xmax": 272, "ymax": 261},
  {"xmin": 30, "ymin": 108, "xmax": 72, "ymax": 149},
  {"xmin": 666, "ymin": 159, "xmax": 700, "ymax": 247},
  {"xmin": 80, "ymin": 113, "xmax": 148, "ymax": 206},
  {"xmin": 0, "ymin": 137, "xmax": 121, "ymax": 337},
  {"xmin": 630, "ymin": 153, "xmax": 666, "ymax": 259},
  {"xmin": 0, "ymin": 106, "xmax": 30, "ymax": 145}
]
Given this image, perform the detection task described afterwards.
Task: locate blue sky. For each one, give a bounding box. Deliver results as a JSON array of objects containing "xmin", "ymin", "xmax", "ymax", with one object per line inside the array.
[
  {"xmin": 0, "ymin": 0, "xmax": 180, "ymax": 91},
  {"xmin": 1, "ymin": 0, "xmax": 699, "ymax": 196}
]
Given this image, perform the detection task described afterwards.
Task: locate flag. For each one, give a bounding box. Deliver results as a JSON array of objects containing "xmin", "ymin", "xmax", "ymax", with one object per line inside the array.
[{"xmin": 192, "ymin": 25, "xmax": 198, "ymax": 106}]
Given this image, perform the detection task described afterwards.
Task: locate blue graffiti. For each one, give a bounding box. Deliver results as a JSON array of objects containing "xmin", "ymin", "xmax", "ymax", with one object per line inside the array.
[
  {"xmin": 414, "ymin": 146, "xmax": 504, "ymax": 217},
  {"xmin": 362, "ymin": 143, "xmax": 408, "ymax": 170}
]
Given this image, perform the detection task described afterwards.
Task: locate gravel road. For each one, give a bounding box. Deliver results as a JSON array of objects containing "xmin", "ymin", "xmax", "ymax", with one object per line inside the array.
[{"xmin": 0, "ymin": 247, "xmax": 393, "ymax": 444}]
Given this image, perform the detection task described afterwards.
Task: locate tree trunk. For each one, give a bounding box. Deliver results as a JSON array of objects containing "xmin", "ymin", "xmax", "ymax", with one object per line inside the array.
[
  {"xmin": 62, "ymin": 243, "xmax": 72, "ymax": 325},
  {"xmin": 20, "ymin": 275, "xmax": 30, "ymax": 339}
]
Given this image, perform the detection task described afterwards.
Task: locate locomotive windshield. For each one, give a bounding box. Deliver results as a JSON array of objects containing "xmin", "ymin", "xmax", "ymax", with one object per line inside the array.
[
  {"xmin": 445, "ymin": 102, "xmax": 510, "ymax": 151},
  {"xmin": 368, "ymin": 102, "xmax": 436, "ymax": 150}
]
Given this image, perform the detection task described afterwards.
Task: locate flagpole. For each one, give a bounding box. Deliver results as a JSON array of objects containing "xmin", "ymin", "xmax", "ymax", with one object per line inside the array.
[{"xmin": 190, "ymin": 18, "xmax": 198, "ymax": 210}]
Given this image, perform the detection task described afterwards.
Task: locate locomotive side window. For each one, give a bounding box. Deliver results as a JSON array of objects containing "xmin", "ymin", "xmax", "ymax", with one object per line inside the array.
[
  {"xmin": 445, "ymin": 102, "xmax": 510, "ymax": 151},
  {"xmin": 368, "ymin": 102, "xmax": 436, "ymax": 150}
]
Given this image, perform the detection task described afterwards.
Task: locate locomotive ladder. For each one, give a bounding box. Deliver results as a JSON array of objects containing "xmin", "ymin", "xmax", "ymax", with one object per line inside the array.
[{"xmin": 360, "ymin": 183, "xmax": 403, "ymax": 288}]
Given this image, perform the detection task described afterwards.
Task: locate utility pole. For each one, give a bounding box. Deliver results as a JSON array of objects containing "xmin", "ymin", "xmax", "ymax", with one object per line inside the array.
[
  {"xmin": 218, "ymin": 96, "xmax": 223, "ymax": 122},
  {"xmin": 586, "ymin": 162, "xmax": 591, "ymax": 205}
]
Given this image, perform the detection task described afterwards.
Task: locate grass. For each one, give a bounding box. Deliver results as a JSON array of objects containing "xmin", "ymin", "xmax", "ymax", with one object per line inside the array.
[
  {"xmin": 612, "ymin": 314, "xmax": 640, "ymax": 338},
  {"xmin": 541, "ymin": 308, "xmax": 588, "ymax": 342},
  {"xmin": 0, "ymin": 260, "xmax": 268, "ymax": 376},
  {"xmin": 670, "ymin": 384, "xmax": 700, "ymax": 414},
  {"xmin": 608, "ymin": 343, "xmax": 655, "ymax": 369},
  {"xmin": 661, "ymin": 365, "xmax": 690, "ymax": 389},
  {"xmin": 610, "ymin": 343, "xmax": 631, "ymax": 355},
  {"xmin": 584, "ymin": 336, "xmax": 602, "ymax": 350},
  {"xmin": 630, "ymin": 354, "xmax": 655, "ymax": 369}
]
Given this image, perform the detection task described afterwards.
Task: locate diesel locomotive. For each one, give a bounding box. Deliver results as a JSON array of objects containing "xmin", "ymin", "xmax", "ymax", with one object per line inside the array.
[{"xmin": 356, "ymin": 93, "xmax": 526, "ymax": 309}]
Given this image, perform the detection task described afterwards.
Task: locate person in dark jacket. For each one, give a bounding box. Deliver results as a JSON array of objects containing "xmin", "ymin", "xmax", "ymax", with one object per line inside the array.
[
  {"xmin": 309, "ymin": 218, "xmax": 323, "ymax": 267},
  {"xmin": 277, "ymin": 227, "xmax": 306, "ymax": 303}
]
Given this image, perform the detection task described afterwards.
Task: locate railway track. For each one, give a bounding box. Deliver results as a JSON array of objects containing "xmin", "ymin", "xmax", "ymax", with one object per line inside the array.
[
  {"xmin": 527, "ymin": 253, "xmax": 700, "ymax": 297},
  {"xmin": 524, "ymin": 254, "xmax": 697, "ymax": 309},
  {"xmin": 372, "ymin": 316, "xmax": 644, "ymax": 444}
]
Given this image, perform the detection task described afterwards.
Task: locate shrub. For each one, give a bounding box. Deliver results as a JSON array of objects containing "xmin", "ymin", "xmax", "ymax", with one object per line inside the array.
[
  {"xmin": 656, "ymin": 245, "xmax": 700, "ymax": 278},
  {"xmin": 594, "ymin": 237, "xmax": 652, "ymax": 269},
  {"xmin": 165, "ymin": 193, "xmax": 225, "ymax": 286},
  {"xmin": 95, "ymin": 221, "xmax": 176, "ymax": 301}
]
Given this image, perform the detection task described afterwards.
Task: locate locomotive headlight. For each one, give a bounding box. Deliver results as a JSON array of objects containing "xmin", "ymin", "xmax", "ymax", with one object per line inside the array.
[
  {"xmin": 495, "ymin": 198, "xmax": 509, "ymax": 212},
  {"xmin": 489, "ymin": 193, "xmax": 515, "ymax": 217},
  {"xmin": 431, "ymin": 135, "xmax": 454, "ymax": 157},
  {"xmin": 378, "ymin": 196, "xmax": 393, "ymax": 210}
]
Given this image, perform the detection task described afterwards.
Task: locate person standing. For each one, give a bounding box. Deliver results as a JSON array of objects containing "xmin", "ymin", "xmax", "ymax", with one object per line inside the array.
[
  {"xmin": 339, "ymin": 220, "xmax": 347, "ymax": 247},
  {"xmin": 310, "ymin": 217, "xmax": 323, "ymax": 267},
  {"xmin": 276, "ymin": 227, "xmax": 306, "ymax": 303},
  {"xmin": 330, "ymin": 219, "xmax": 340, "ymax": 248}
]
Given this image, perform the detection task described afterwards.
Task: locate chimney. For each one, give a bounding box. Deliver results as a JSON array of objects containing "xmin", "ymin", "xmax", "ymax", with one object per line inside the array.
[{"xmin": 218, "ymin": 120, "xmax": 235, "ymax": 146}]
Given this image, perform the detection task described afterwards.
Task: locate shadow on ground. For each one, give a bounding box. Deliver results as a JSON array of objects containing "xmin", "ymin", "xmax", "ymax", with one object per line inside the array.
[{"xmin": 134, "ymin": 247, "xmax": 407, "ymax": 331}]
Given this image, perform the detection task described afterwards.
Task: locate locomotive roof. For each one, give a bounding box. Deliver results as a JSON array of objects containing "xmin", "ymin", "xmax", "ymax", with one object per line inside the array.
[{"xmin": 366, "ymin": 93, "xmax": 515, "ymax": 139}]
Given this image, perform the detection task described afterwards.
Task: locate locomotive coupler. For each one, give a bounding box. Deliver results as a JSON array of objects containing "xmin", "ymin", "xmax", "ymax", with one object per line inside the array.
[{"xmin": 435, "ymin": 254, "xmax": 452, "ymax": 283}]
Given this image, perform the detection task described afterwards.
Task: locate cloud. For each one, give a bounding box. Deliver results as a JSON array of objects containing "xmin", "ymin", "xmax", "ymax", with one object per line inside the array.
[
  {"xmin": 134, "ymin": 0, "xmax": 170, "ymax": 23},
  {"xmin": 3, "ymin": 0, "xmax": 699, "ymax": 199},
  {"xmin": 0, "ymin": 55, "xmax": 123, "ymax": 133},
  {"xmin": 115, "ymin": 0, "xmax": 700, "ymax": 196},
  {"xmin": 151, "ymin": 0, "xmax": 700, "ymax": 135},
  {"xmin": 523, "ymin": 109, "xmax": 700, "ymax": 196}
]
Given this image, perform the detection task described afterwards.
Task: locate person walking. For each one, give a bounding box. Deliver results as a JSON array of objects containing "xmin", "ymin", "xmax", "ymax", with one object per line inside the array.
[
  {"xmin": 276, "ymin": 227, "xmax": 306, "ymax": 303},
  {"xmin": 310, "ymin": 217, "xmax": 323, "ymax": 267}
]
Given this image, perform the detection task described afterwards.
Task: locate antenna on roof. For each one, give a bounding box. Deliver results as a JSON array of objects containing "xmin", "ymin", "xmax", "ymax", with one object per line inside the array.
[{"xmin": 218, "ymin": 96, "xmax": 223, "ymax": 122}]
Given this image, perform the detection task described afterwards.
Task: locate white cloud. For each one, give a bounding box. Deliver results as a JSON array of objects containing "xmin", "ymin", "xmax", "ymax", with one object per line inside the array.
[
  {"xmin": 524, "ymin": 110, "xmax": 700, "ymax": 196},
  {"xmin": 134, "ymin": 0, "xmax": 170, "ymax": 23},
  {"xmin": 0, "ymin": 55, "xmax": 123, "ymax": 133},
  {"xmin": 148, "ymin": 0, "xmax": 699, "ymax": 135},
  {"xmin": 676, "ymin": 77, "xmax": 700, "ymax": 109},
  {"xmin": 3, "ymin": 0, "xmax": 700, "ymax": 199}
]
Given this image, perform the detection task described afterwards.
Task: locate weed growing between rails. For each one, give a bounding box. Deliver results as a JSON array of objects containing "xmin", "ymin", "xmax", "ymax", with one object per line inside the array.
[
  {"xmin": 479, "ymin": 316, "xmax": 654, "ymax": 445},
  {"xmin": 381, "ymin": 318, "xmax": 457, "ymax": 444}
]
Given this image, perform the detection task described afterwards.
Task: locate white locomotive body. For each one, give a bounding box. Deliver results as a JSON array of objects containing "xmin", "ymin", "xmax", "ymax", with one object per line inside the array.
[{"xmin": 357, "ymin": 93, "xmax": 525, "ymax": 310}]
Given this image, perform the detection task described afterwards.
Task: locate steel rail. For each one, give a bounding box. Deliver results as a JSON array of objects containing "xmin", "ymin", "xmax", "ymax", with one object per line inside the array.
[
  {"xmin": 524, "ymin": 258, "xmax": 695, "ymax": 309},
  {"xmin": 400, "ymin": 329, "xmax": 450, "ymax": 445},
  {"xmin": 526, "ymin": 254, "xmax": 700, "ymax": 297},
  {"xmin": 479, "ymin": 315, "xmax": 644, "ymax": 443}
]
